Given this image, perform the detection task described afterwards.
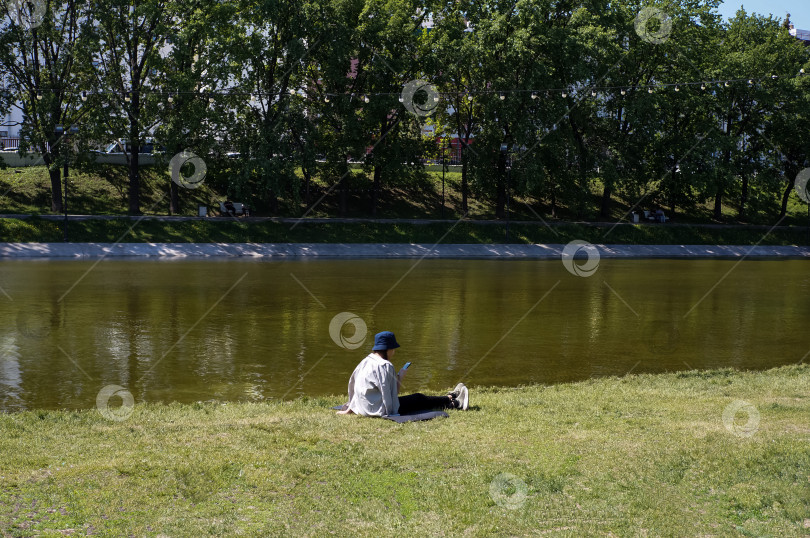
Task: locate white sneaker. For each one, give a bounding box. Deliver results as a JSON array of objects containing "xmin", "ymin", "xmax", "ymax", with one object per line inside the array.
[
  {"xmin": 456, "ymin": 384, "xmax": 469, "ymax": 410},
  {"xmin": 448, "ymin": 383, "xmax": 465, "ymax": 399}
]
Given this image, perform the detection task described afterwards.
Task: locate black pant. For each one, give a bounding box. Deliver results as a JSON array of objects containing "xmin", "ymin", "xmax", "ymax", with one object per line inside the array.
[{"xmin": 398, "ymin": 393, "xmax": 452, "ymax": 414}]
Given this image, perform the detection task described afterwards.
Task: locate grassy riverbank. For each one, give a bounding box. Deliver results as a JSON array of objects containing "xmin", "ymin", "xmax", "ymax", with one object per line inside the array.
[
  {"xmin": 1, "ymin": 215, "xmax": 810, "ymax": 245},
  {"xmin": 2, "ymin": 164, "xmax": 810, "ymax": 225},
  {"xmin": 1, "ymin": 364, "xmax": 809, "ymax": 536}
]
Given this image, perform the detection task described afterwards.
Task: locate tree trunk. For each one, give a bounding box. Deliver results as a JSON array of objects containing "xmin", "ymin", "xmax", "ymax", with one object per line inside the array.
[
  {"xmin": 779, "ymin": 180, "xmax": 793, "ymax": 220},
  {"xmin": 461, "ymin": 145, "xmax": 468, "ymax": 214},
  {"xmin": 713, "ymin": 188, "xmax": 723, "ymax": 221},
  {"xmin": 339, "ymin": 157, "xmax": 348, "ymax": 217},
  {"xmin": 268, "ymin": 191, "xmax": 279, "ymax": 215},
  {"xmin": 568, "ymin": 116, "xmax": 588, "ymax": 219},
  {"xmin": 669, "ymin": 161, "xmax": 677, "ymax": 218},
  {"xmin": 495, "ymin": 149, "xmax": 506, "ymax": 219},
  {"xmin": 170, "ymin": 181, "xmax": 179, "ymax": 215},
  {"xmin": 714, "ymin": 119, "xmax": 732, "ymax": 221},
  {"xmin": 47, "ymin": 156, "xmax": 63, "ymax": 214},
  {"xmin": 714, "ymin": 155, "xmax": 728, "ymax": 221},
  {"xmin": 303, "ymin": 165, "xmax": 311, "ymax": 207},
  {"xmin": 371, "ymin": 165, "xmax": 381, "ymax": 217},
  {"xmin": 599, "ymin": 181, "xmax": 612, "ymax": 219},
  {"xmin": 550, "ymin": 188, "xmax": 557, "ymax": 219},
  {"xmin": 128, "ymin": 111, "xmax": 141, "ymax": 215},
  {"xmin": 738, "ymin": 169, "xmax": 748, "ymax": 221},
  {"xmin": 128, "ymin": 147, "xmax": 140, "ymax": 214}
]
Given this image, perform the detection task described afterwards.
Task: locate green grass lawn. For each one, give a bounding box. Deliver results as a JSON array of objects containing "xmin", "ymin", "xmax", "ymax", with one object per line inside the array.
[
  {"xmin": 1, "ymin": 216, "xmax": 810, "ymax": 245},
  {"xmin": 2, "ymin": 163, "xmax": 810, "ymax": 245},
  {"xmin": 1, "ymin": 364, "xmax": 809, "ymax": 536},
  {"xmin": 3, "ymin": 163, "xmax": 810, "ymax": 226}
]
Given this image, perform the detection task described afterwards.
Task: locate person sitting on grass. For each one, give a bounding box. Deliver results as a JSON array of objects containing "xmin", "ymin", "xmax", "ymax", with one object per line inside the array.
[{"xmin": 336, "ymin": 330, "xmax": 469, "ymax": 417}]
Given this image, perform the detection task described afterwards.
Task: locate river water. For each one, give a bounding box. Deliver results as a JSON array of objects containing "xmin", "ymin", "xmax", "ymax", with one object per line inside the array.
[{"xmin": 1, "ymin": 258, "xmax": 808, "ymax": 411}]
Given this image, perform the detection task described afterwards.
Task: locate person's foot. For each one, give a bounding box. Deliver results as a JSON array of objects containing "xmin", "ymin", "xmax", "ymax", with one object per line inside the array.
[
  {"xmin": 447, "ymin": 382, "xmax": 465, "ymax": 399},
  {"xmin": 453, "ymin": 384, "xmax": 468, "ymax": 410}
]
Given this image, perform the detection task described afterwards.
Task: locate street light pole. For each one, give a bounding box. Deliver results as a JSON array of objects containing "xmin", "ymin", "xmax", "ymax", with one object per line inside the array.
[
  {"xmin": 63, "ymin": 149, "xmax": 68, "ymax": 242},
  {"xmin": 506, "ymin": 157, "xmax": 511, "ymax": 243},
  {"xmin": 441, "ymin": 136, "xmax": 446, "ymax": 219},
  {"xmin": 500, "ymin": 142, "xmax": 511, "ymax": 242}
]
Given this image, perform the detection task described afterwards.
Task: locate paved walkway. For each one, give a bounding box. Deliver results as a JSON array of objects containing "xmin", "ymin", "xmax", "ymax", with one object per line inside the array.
[{"xmin": 1, "ymin": 243, "xmax": 809, "ymax": 259}]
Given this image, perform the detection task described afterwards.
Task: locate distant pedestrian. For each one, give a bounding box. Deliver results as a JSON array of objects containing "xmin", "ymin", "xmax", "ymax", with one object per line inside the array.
[{"xmin": 223, "ymin": 200, "xmax": 236, "ymax": 217}]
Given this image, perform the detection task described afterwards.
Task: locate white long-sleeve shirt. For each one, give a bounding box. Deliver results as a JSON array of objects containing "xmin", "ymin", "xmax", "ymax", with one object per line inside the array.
[{"xmin": 345, "ymin": 353, "xmax": 399, "ymax": 417}]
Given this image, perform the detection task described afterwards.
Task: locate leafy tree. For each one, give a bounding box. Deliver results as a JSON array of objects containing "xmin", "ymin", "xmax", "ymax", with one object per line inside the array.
[
  {"xmin": 87, "ymin": 0, "xmax": 177, "ymax": 214},
  {"xmin": 429, "ymin": 0, "xmax": 485, "ymax": 214},
  {"xmin": 355, "ymin": 0, "xmax": 432, "ymax": 217},
  {"xmin": 152, "ymin": 0, "xmax": 234, "ymax": 214},
  {"xmin": 0, "ymin": 0, "xmax": 94, "ymax": 213}
]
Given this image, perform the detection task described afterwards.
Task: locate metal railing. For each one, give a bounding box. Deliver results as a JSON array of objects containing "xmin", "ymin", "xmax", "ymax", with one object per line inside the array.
[
  {"xmin": 0, "ymin": 138, "xmax": 53, "ymax": 152},
  {"xmin": 1, "ymin": 137, "xmax": 19, "ymax": 150}
]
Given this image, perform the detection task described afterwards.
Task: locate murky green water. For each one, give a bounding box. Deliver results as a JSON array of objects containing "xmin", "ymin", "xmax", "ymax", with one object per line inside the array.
[{"xmin": 1, "ymin": 258, "xmax": 808, "ymax": 411}]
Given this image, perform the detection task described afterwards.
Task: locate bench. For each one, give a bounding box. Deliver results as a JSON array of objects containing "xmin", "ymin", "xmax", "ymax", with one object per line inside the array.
[
  {"xmin": 218, "ymin": 202, "xmax": 250, "ymax": 217},
  {"xmin": 643, "ymin": 210, "xmax": 668, "ymax": 223}
]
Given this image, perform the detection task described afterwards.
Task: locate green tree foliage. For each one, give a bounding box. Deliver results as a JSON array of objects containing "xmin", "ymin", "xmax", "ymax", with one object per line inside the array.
[
  {"xmin": 0, "ymin": 0, "xmax": 94, "ymax": 212},
  {"xmin": 0, "ymin": 0, "xmax": 808, "ymax": 221},
  {"xmin": 86, "ymin": 0, "xmax": 178, "ymax": 214}
]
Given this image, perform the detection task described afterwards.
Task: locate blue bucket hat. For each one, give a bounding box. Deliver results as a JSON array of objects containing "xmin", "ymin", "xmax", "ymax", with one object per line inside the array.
[{"xmin": 372, "ymin": 331, "xmax": 401, "ymax": 351}]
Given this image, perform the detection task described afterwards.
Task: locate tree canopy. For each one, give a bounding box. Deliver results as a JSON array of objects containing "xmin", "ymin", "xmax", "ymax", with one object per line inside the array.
[{"xmin": 0, "ymin": 0, "xmax": 808, "ymax": 219}]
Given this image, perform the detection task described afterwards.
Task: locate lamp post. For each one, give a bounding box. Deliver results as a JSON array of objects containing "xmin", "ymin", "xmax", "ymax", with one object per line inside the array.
[
  {"xmin": 441, "ymin": 136, "xmax": 446, "ymax": 219},
  {"xmin": 500, "ymin": 143, "xmax": 512, "ymax": 242},
  {"xmin": 506, "ymin": 155, "xmax": 511, "ymax": 243}
]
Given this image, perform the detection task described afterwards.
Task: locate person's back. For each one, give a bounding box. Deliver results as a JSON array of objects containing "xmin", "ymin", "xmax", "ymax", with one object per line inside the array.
[{"xmin": 345, "ymin": 352, "xmax": 398, "ymax": 417}]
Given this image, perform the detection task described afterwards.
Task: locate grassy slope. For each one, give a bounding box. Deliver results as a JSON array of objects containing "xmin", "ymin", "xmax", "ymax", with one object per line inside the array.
[
  {"xmin": 1, "ymin": 165, "xmax": 809, "ymax": 244},
  {"xmin": 2, "ymin": 164, "xmax": 810, "ymax": 225},
  {"xmin": 1, "ymin": 364, "xmax": 809, "ymax": 537},
  {"xmin": 2, "ymin": 216, "xmax": 809, "ymax": 245}
]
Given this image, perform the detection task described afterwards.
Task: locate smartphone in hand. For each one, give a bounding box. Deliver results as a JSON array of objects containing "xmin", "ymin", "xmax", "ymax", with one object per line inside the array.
[{"xmin": 401, "ymin": 362, "xmax": 412, "ymax": 371}]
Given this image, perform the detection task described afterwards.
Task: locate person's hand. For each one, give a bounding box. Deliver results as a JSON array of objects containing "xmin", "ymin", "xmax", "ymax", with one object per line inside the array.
[{"xmin": 398, "ymin": 367, "xmax": 408, "ymax": 381}]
